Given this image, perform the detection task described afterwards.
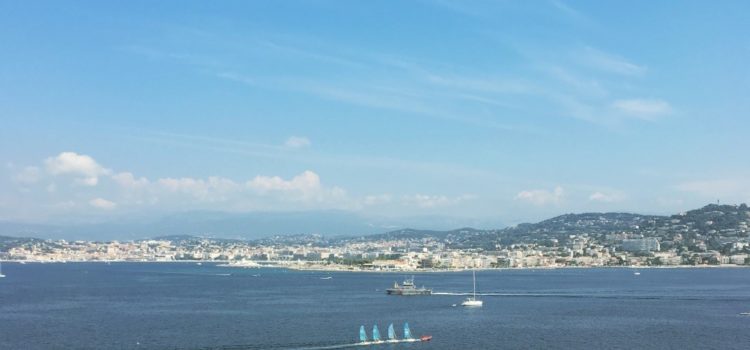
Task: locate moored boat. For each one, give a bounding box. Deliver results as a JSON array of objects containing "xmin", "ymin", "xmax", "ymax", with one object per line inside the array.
[{"xmin": 461, "ymin": 270, "xmax": 482, "ymax": 307}]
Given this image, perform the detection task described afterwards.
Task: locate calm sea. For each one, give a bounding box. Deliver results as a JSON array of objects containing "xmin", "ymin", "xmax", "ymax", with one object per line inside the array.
[{"xmin": 1, "ymin": 263, "xmax": 749, "ymax": 349}]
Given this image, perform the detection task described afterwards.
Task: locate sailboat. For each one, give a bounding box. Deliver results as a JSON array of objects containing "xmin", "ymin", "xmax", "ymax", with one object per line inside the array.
[
  {"xmin": 403, "ymin": 322, "xmax": 413, "ymax": 339},
  {"xmin": 461, "ymin": 270, "xmax": 482, "ymax": 307},
  {"xmin": 387, "ymin": 323, "xmax": 396, "ymax": 342},
  {"xmin": 0, "ymin": 262, "xmax": 5, "ymax": 278},
  {"xmin": 372, "ymin": 325, "xmax": 381, "ymax": 342},
  {"xmin": 359, "ymin": 325, "xmax": 368, "ymax": 342}
]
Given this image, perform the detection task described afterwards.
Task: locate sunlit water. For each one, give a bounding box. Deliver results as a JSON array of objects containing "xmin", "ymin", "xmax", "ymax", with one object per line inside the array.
[{"xmin": 1, "ymin": 263, "xmax": 749, "ymax": 349}]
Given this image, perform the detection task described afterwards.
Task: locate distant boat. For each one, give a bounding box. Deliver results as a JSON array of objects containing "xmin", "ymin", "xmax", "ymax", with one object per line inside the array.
[
  {"xmin": 196, "ymin": 262, "xmax": 202, "ymax": 266},
  {"xmin": 386, "ymin": 276, "xmax": 431, "ymax": 295},
  {"xmin": 0, "ymin": 262, "xmax": 5, "ymax": 278},
  {"xmin": 739, "ymin": 312, "xmax": 750, "ymax": 316},
  {"xmin": 372, "ymin": 325, "xmax": 381, "ymax": 342},
  {"xmin": 387, "ymin": 323, "xmax": 396, "ymax": 341},
  {"xmin": 634, "ymin": 271, "xmax": 641, "ymax": 276},
  {"xmin": 461, "ymin": 270, "xmax": 482, "ymax": 307},
  {"xmin": 320, "ymin": 276, "xmax": 332, "ymax": 280}
]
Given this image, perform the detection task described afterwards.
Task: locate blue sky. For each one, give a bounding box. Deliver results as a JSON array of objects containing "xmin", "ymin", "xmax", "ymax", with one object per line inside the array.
[{"xmin": 1, "ymin": 1, "xmax": 749, "ymax": 225}]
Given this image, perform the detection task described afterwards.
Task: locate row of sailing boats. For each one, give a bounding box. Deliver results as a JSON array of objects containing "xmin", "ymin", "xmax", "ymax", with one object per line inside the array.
[{"xmin": 358, "ymin": 322, "xmax": 431, "ymax": 344}]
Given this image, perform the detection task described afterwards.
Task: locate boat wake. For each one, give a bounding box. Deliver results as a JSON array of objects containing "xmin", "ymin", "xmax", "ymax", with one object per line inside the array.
[
  {"xmin": 431, "ymin": 292, "xmax": 750, "ymax": 301},
  {"xmin": 187, "ymin": 339, "xmax": 423, "ymax": 350},
  {"xmin": 289, "ymin": 339, "xmax": 421, "ymax": 350}
]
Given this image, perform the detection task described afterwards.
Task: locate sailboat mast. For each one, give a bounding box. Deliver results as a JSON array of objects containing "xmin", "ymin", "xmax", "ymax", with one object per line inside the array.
[{"xmin": 472, "ymin": 270, "xmax": 476, "ymax": 298}]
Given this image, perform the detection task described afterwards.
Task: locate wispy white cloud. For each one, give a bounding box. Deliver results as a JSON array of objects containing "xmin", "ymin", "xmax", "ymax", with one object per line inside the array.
[
  {"xmin": 550, "ymin": 0, "xmax": 588, "ymax": 22},
  {"xmin": 578, "ymin": 46, "xmax": 646, "ymax": 76},
  {"xmin": 588, "ymin": 191, "xmax": 624, "ymax": 203},
  {"xmin": 13, "ymin": 166, "xmax": 41, "ymax": 184},
  {"xmin": 284, "ymin": 136, "xmax": 311, "ymax": 149},
  {"xmin": 402, "ymin": 194, "xmax": 476, "ymax": 208},
  {"xmin": 515, "ymin": 186, "xmax": 564, "ymax": 206},
  {"xmin": 612, "ymin": 98, "xmax": 672, "ymax": 120},
  {"xmin": 363, "ymin": 194, "xmax": 393, "ymax": 206}
]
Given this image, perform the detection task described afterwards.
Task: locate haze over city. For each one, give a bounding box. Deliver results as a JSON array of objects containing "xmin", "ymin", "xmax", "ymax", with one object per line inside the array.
[{"xmin": 1, "ymin": 1, "xmax": 748, "ymax": 233}]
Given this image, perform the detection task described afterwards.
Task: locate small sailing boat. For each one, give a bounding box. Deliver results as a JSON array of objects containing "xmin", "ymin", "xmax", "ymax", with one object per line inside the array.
[
  {"xmin": 359, "ymin": 325, "xmax": 368, "ymax": 342},
  {"xmin": 0, "ymin": 262, "xmax": 5, "ymax": 278},
  {"xmin": 372, "ymin": 325, "xmax": 381, "ymax": 342},
  {"xmin": 403, "ymin": 322, "xmax": 413, "ymax": 339},
  {"xmin": 461, "ymin": 270, "xmax": 482, "ymax": 307},
  {"xmin": 387, "ymin": 323, "xmax": 396, "ymax": 341}
]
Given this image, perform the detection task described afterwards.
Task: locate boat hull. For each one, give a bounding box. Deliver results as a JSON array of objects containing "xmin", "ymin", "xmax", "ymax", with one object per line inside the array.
[{"xmin": 386, "ymin": 288, "xmax": 431, "ymax": 296}]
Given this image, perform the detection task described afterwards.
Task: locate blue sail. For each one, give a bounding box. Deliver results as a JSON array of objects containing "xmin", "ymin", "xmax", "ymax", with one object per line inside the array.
[
  {"xmin": 388, "ymin": 323, "xmax": 396, "ymax": 340},
  {"xmin": 359, "ymin": 325, "xmax": 367, "ymax": 342},
  {"xmin": 403, "ymin": 322, "xmax": 413, "ymax": 339},
  {"xmin": 372, "ymin": 325, "xmax": 381, "ymax": 341}
]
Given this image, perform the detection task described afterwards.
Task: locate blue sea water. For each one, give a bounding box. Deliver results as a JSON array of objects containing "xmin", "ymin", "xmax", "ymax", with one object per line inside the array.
[{"xmin": 1, "ymin": 263, "xmax": 749, "ymax": 349}]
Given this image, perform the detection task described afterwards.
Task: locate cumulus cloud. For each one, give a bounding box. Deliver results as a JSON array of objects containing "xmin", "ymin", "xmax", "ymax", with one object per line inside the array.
[
  {"xmin": 25, "ymin": 151, "xmax": 355, "ymax": 212},
  {"xmin": 89, "ymin": 198, "xmax": 116, "ymax": 210},
  {"xmin": 247, "ymin": 170, "xmax": 321, "ymax": 193},
  {"xmin": 112, "ymin": 172, "xmax": 149, "ymax": 189},
  {"xmin": 157, "ymin": 176, "xmax": 239, "ymax": 201},
  {"xmin": 247, "ymin": 170, "xmax": 347, "ymax": 204},
  {"xmin": 284, "ymin": 136, "xmax": 311, "ymax": 149},
  {"xmin": 45, "ymin": 152, "xmax": 110, "ymax": 186},
  {"xmin": 612, "ymin": 99, "xmax": 672, "ymax": 120},
  {"xmin": 515, "ymin": 186, "xmax": 564, "ymax": 206}
]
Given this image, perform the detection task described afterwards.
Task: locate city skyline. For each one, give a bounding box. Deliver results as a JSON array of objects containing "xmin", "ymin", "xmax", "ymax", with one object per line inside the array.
[{"xmin": 2, "ymin": 1, "xmax": 749, "ymax": 227}]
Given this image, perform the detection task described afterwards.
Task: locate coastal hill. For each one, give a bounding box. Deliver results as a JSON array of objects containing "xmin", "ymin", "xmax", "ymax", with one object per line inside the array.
[{"xmin": 245, "ymin": 204, "xmax": 749, "ymax": 254}]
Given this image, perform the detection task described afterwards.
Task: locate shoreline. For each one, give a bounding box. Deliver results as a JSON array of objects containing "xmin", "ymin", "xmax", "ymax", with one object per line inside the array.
[{"xmin": 4, "ymin": 260, "xmax": 749, "ymax": 272}]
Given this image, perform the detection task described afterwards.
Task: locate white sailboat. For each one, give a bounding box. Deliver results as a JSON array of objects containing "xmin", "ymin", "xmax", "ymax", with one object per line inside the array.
[
  {"xmin": 0, "ymin": 262, "xmax": 6, "ymax": 278},
  {"xmin": 461, "ymin": 270, "xmax": 482, "ymax": 307}
]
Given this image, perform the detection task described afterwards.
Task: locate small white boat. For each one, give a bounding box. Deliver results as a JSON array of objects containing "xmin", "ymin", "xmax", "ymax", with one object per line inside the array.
[
  {"xmin": 0, "ymin": 262, "xmax": 6, "ymax": 278},
  {"xmin": 739, "ymin": 312, "xmax": 750, "ymax": 316},
  {"xmin": 461, "ymin": 270, "xmax": 482, "ymax": 307},
  {"xmin": 634, "ymin": 271, "xmax": 641, "ymax": 276},
  {"xmin": 196, "ymin": 262, "xmax": 202, "ymax": 266},
  {"xmin": 320, "ymin": 276, "xmax": 332, "ymax": 280}
]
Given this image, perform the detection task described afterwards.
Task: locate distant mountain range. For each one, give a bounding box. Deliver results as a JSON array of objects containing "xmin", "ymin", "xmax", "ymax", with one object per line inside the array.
[{"xmin": 0, "ymin": 210, "xmax": 504, "ymax": 241}]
